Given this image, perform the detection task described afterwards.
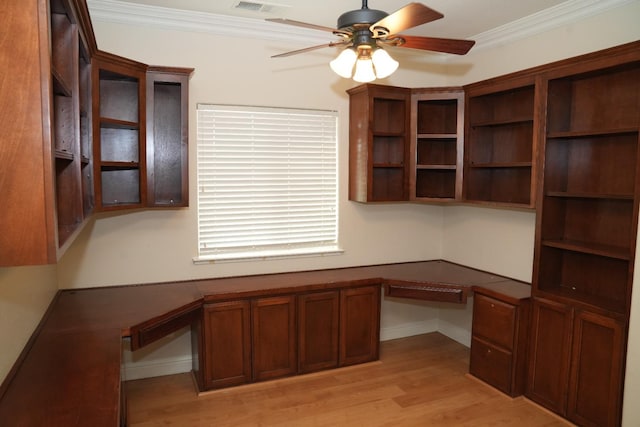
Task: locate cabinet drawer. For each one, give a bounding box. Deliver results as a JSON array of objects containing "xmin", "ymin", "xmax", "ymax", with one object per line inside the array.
[
  {"xmin": 473, "ymin": 293, "xmax": 516, "ymax": 350},
  {"xmin": 470, "ymin": 337, "xmax": 513, "ymax": 395}
]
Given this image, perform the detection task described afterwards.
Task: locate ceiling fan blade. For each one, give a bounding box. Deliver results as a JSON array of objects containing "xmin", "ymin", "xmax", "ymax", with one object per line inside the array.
[
  {"xmin": 394, "ymin": 35, "xmax": 475, "ymax": 55},
  {"xmin": 267, "ymin": 18, "xmax": 338, "ymax": 33},
  {"xmin": 371, "ymin": 3, "xmax": 443, "ymax": 37},
  {"xmin": 271, "ymin": 41, "xmax": 350, "ymax": 58}
]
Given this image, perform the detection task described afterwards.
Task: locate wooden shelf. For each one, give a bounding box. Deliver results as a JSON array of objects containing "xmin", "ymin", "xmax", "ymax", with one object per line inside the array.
[
  {"xmin": 417, "ymin": 165, "xmax": 456, "ymax": 170},
  {"xmin": 545, "ymin": 191, "xmax": 634, "ymax": 200},
  {"xmin": 100, "ymin": 161, "xmax": 140, "ymax": 170},
  {"xmin": 469, "ymin": 162, "xmax": 532, "ymax": 168},
  {"xmin": 51, "ymin": 69, "xmax": 72, "ymax": 97},
  {"xmin": 541, "ymin": 239, "xmax": 630, "ymax": 260},
  {"xmin": 470, "ymin": 118, "xmax": 533, "ymax": 127},
  {"xmin": 417, "ymin": 133, "xmax": 457, "ymax": 139},
  {"xmin": 547, "ymin": 128, "xmax": 638, "ymax": 139},
  {"xmin": 54, "ymin": 149, "xmax": 74, "ymax": 161},
  {"xmin": 99, "ymin": 117, "xmax": 139, "ymax": 129}
]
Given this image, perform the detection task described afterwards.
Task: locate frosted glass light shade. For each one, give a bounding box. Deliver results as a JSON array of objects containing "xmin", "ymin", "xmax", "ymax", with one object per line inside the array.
[
  {"xmin": 330, "ymin": 48, "xmax": 357, "ymax": 78},
  {"xmin": 371, "ymin": 48, "xmax": 399, "ymax": 79},
  {"xmin": 353, "ymin": 58, "xmax": 376, "ymax": 83}
]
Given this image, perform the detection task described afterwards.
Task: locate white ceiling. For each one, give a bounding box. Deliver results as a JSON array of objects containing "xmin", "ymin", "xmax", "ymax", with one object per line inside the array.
[{"xmin": 109, "ymin": 0, "xmax": 570, "ymax": 40}]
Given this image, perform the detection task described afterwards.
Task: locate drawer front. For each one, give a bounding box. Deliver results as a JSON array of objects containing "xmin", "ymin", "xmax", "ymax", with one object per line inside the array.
[
  {"xmin": 470, "ymin": 337, "xmax": 513, "ymax": 395},
  {"xmin": 473, "ymin": 293, "xmax": 516, "ymax": 350}
]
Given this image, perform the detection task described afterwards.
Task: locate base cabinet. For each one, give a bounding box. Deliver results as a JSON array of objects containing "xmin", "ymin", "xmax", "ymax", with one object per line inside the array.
[
  {"xmin": 527, "ymin": 298, "xmax": 626, "ymax": 427},
  {"xmin": 340, "ymin": 286, "xmax": 381, "ymax": 366},
  {"xmin": 201, "ymin": 300, "xmax": 251, "ymax": 389},
  {"xmin": 251, "ymin": 295, "xmax": 297, "ymax": 381},
  {"xmin": 197, "ymin": 285, "xmax": 381, "ymax": 391},
  {"xmin": 469, "ymin": 289, "xmax": 530, "ymax": 396}
]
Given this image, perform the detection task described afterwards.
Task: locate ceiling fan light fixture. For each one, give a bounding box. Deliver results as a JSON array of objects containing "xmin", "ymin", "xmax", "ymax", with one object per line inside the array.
[
  {"xmin": 330, "ymin": 48, "xmax": 358, "ymax": 78},
  {"xmin": 371, "ymin": 47, "xmax": 398, "ymax": 79},
  {"xmin": 352, "ymin": 55, "xmax": 376, "ymax": 83}
]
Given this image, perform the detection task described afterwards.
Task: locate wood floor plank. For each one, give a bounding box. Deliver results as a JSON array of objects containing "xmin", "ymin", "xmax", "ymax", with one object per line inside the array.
[{"xmin": 125, "ymin": 333, "xmax": 573, "ymax": 426}]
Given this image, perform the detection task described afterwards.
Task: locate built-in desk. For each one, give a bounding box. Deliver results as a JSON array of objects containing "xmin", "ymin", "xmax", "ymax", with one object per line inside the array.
[{"xmin": 0, "ymin": 260, "xmax": 529, "ymax": 426}]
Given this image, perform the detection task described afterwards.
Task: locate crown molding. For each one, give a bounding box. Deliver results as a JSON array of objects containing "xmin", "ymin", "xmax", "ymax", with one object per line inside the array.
[
  {"xmin": 87, "ymin": 0, "xmax": 635, "ymax": 50},
  {"xmin": 471, "ymin": 0, "xmax": 636, "ymax": 51},
  {"xmin": 86, "ymin": 0, "xmax": 330, "ymax": 45}
]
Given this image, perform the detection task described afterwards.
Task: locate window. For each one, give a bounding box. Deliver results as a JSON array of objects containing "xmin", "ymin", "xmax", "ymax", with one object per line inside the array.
[{"xmin": 196, "ymin": 104, "xmax": 340, "ymax": 262}]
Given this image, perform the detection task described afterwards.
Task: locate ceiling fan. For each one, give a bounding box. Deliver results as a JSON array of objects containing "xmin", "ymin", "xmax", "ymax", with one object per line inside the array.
[{"xmin": 267, "ymin": 1, "xmax": 475, "ymax": 82}]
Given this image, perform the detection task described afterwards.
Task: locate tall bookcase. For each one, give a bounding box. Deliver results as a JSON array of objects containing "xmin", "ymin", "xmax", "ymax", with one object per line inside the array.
[
  {"xmin": 463, "ymin": 77, "xmax": 538, "ymax": 208},
  {"xmin": 528, "ymin": 47, "xmax": 640, "ymax": 427},
  {"xmin": 410, "ymin": 88, "xmax": 464, "ymax": 201}
]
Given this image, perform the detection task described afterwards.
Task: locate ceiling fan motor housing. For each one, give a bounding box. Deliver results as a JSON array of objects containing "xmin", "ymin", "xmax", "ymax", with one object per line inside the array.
[{"xmin": 337, "ymin": 8, "xmax": 388, "ymax": 31}]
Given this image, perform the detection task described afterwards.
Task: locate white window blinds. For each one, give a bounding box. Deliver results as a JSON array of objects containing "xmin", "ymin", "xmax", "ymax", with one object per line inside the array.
[{"xmin": 196, "ymin": 104, "xmax": 339, "ymax": 261}]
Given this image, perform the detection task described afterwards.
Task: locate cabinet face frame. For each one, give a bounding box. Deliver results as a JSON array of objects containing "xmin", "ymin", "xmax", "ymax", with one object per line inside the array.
[{"xmin": 409, "ymin": 88, "xmax": 464, "ymax": 202}]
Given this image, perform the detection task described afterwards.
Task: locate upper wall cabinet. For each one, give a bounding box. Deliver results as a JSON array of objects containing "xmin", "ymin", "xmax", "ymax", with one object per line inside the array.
[
  {"xmin": 463, "ymin": 75, "xmax": 539, "ymax": 208},
  {"xmin": 93, "ymin": 54, "xmax": 193, "ymax": 211},
  {"xmin": 1, "ymin": 0, "xmax": 95, "ymax": 266},
  {"xmin": 410, "ymin": 88, "xmax": 464, "ymax": 202},
  {"xmin": 0, "ymin": 0, "xmax": 192, "ymax": 267},
  {"xmin": 348, "ymin": 84, "xmax": 411, "ymax": 202}
]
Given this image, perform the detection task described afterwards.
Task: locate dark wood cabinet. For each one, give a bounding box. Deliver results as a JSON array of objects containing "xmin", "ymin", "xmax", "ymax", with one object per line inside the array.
[
  {"xmin": 251, "ymin": 295, "xmax": 297, "ymax": 381},
  {"xmin": 527, "ymin": 298, "xmax": 626, "ymax": 427},
  {"xmin": 340, "ymin": 285, "xmax": 381, "ymax": 366},
  {"xmin": 1, "ymin": 0, "xmax": 97, "ymax": 266},
  {"xmin": 463, "ymin": 76, "xmax": 539, "ymax": 207},
  {"xmin": 1, "ymin": 0, "xmax": 191, "ymax": 266},
  {"xmin": 196, "ymin": 284, "xmax": 381, "ymax": 391},
  {"xmin": 526, "ymin": 297, "xmax": 573, "ymax": 414},
  {"xmin": 92, "ymin": 52, "xmax": 147, "ymax": 210},
  {"xmin": 201, "ymin": 300, "xmax": 251, "ymax": 389},
  {"xmin": 348, "ymin": 84, "xmax": 411, "ymax": 202},
  {"xmin": 298, "ymin": 291, "xmax": 340, "ymax": 374},
  {"xmin": 470, "ymin": 288, "xmax": 530, "ymax": 397},
  {"xmin": 93, "ymin": 57, "xmax": 192, "ymax": 211},
  {"xmin": 410, "ymin": 88, "xmax": 464, "ymax": 201},
  {"xmin": 146, "ymin": 67, "xmax": 190, "ymax": 207},
  {"xmin": 528, "ymin": 44, "xmax": 640, "ymax": 426}
]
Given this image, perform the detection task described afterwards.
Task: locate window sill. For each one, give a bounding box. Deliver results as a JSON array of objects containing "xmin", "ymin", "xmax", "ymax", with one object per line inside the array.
[{"xmin": 193, "ymin": 247, "xmax": 344, "ymax": 265}]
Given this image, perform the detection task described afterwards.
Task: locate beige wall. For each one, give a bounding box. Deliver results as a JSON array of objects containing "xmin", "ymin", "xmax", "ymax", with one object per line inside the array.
[{"xmin": 0, "ymin": 265, "xmax": 58, "ymax": 383}]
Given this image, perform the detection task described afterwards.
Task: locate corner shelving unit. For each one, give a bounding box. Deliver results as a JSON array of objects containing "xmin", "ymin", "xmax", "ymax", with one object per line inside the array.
[{"xmin": 410, "ymin": 88, "xmax": 463, "ymax": 201}]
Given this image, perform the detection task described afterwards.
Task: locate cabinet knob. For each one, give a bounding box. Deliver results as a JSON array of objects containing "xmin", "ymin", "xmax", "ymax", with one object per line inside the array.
[{"xmin": 490, "ymin": 303, "xmax": 495, "ymax": 308}]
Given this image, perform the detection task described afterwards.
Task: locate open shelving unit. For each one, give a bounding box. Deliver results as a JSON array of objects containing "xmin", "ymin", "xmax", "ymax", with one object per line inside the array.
[
  {"xmin": 93, "ymin": 61, "xmax": 146, "ymax": 210},
  {"xmin": 410, "ymin": 88, "xmax": 463, "ymax": 201},
  {"xmin": 348, "ymin": 84, "xmax": 410, "ymax": 202},
  {"xmin": 464, "ymin": 82, "xmax": 537, "ymax": 207}
]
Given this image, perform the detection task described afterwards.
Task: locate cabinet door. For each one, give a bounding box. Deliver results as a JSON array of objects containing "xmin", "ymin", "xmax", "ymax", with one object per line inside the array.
[
  {"xmin": 202, "ymin": 300, "xmax": 251, "ymax": 389},
  {"xmin": 339, "ymin": 285, "xmax": 381, "ymax": 366},
  {"xmin": 526, "ymin": 297, "xmax": 573, "ymax": 415},
  {"xmin": 252, "ymin": 295, "xmax": 297, "ymax": 381},
  {"xmin": 567, "ymin": 310, "xmax": 625, "ymax": 427},
  {"xmin": 298, "ymin": 291, "xmax": 339, "ymax": 374},
  {"xmin": 146, "ymin": 68, "xmax": 191, "ymax": 207}
]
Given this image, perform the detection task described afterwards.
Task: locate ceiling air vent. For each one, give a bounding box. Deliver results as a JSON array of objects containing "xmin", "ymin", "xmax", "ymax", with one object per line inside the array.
[{"xmin": 233, "ymin": 1, "xmax": 290, "ymax": 14}]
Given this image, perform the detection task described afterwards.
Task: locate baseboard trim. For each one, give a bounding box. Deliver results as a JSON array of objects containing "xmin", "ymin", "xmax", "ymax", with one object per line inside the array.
[
  {"xmin": 380, "ymin": 319, "xmax": 439, "ymax": 342},
  {"xmin": 122, "ymin": 356, "xmax": 193, "ymax": 381}
]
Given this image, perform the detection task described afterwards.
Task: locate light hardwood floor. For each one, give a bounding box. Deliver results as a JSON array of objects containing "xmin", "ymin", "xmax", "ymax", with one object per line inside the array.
[{"xmin": 125, "ymin": 332, "xmax": 572, "ymax": 426}]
